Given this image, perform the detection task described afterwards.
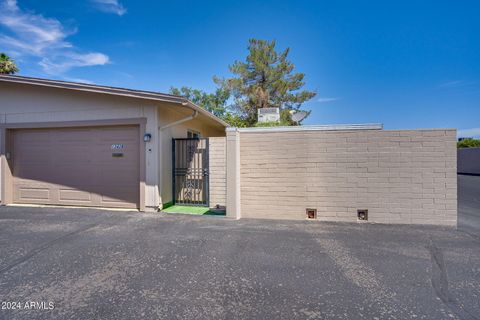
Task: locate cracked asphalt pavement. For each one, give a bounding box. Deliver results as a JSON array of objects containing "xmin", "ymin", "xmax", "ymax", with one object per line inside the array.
[{"xmin": 0, "ymin": 175, "xmax": 479, "ymax": 319}]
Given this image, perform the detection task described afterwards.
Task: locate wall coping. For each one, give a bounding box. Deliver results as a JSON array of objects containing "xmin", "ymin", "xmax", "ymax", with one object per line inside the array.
[
  {"xmin": 225, "ymin": 125, "xmax": 459, "ymax": 134},
  {"xmin": 226, "ymin": 124, "xmax": 383, "ymax": 133}
]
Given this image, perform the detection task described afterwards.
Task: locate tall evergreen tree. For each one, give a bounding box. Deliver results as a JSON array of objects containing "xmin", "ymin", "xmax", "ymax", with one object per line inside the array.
[
  {"xmin": 0, "ymin": 53, "xmax": 19, "ymax": 74},
  {"xmin": 216, "ymin": 39, "xmax": 316, "ymax": 125}
]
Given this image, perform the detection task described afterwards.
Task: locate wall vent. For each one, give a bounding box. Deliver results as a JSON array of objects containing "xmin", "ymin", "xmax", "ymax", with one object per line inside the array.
[
  {"xmin": 306, "ymin": 208, "xmax": 317, "ymax": 220},
  {"xmin": 357, "ymin": 209, "xmax": 368, "ymax": 221}
]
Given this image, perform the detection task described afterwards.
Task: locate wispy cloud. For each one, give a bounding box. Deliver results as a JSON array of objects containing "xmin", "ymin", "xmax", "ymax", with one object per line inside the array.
[
  {"xmin": 0, "ymin": 0, "xmax": 109, "ymax": 74},
  {"xmin": 39, "ymin": 52, "xmax": 109, "ymax": 74},
  {"xmin": 91, "ymin": 0, "xmax": 127, "ymax": 16},
  {"xmin": 115, "ymin": 71, "xmax": 134, "ymax": 79},
  {"xmin": 318, "ymin": 97, "xmax": 341, "ymax": 103},
  {"xmin": 458, "ymin": 128, "xmax": 480, "ymax": 138},
  {"xmin": 62, "ymin": 77, "xmax": 95, "ymax": 84},
  {"xmin": 439, "ymin": 80, "xmax": 476, "ymax": 88}
]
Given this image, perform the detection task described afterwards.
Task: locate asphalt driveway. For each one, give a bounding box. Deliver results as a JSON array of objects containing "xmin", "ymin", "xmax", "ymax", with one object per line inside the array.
[
  {"xmin": 0, "ymin": 177, "xmax": 479, "ymax": 320},
  {"xmin": 458, "ymin": 174, "xmax": 480, "ymax": 238}
]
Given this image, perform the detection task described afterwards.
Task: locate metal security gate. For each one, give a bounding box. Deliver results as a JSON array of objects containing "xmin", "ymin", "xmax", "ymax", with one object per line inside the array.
[{"xmin": 172, "ymin": 138, "xmax": 209, "ymax": 206}]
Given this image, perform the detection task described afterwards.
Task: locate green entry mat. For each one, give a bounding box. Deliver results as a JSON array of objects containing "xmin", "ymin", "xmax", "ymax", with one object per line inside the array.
[{"xmin": 162, "ymin": 205, "xmax": 225, "ymax": 216}]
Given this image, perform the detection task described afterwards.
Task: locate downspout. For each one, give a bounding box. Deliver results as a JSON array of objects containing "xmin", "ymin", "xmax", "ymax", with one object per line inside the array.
[
  {"xmin": 157, "ymin": 102, "xmax": 198, "ymax": 211},
  {"xmin": 159, "ymin": 103, "xmax": 198, "ymax": 131}
]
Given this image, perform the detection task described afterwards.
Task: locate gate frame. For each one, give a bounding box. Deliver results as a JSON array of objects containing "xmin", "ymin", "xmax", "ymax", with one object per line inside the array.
[{"xmin": 172, "ymin": 137, "xmax": 210, "ymax": 207}]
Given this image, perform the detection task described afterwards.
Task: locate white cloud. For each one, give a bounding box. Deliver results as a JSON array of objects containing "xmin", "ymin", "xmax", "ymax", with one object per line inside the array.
[
  {"xmin": 318, "ymin": 97, "xmax": 340, "ymax": 103},
  {"xmin": 0, "ymin": 0, "xmax": 109, "ymax": 74},
  {"xmin": 92, "ymin": 0, "xmax": 127, "ymax": 16},
  {"xmin": 40, "ymin": 52, "xmax": 109, "ymax": 74},
  {"xmin": 458, "ymin": 128, "xmax": 480, "ymax": 138}
]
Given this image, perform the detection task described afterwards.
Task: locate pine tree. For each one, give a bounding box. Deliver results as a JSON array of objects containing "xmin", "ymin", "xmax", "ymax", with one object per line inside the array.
[{"xmin": 216, "ymin": 39, "xmax": 316, "ymax": 125}]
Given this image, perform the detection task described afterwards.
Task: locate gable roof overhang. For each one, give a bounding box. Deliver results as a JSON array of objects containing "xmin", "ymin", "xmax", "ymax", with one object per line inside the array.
[{"xmin": 0, "ymin": 75, "xmax": 229, "ymax": 128}]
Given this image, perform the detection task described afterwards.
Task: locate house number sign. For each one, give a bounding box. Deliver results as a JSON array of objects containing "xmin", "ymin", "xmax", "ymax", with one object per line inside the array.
[{"xmin": 111, "ymin": 144, "xmax": 124, "ymax": 150}]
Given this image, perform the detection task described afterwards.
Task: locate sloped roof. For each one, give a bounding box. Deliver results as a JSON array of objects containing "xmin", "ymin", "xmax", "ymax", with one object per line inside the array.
[{"xmin": 0, "ymin": 75, "xmax": 228, "ymax": 127}]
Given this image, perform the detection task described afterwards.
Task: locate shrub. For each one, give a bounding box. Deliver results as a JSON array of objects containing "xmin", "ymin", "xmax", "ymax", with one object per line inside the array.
[{"xmin": 457, "ymin": 138, "xmax": 480, "ymax": 148}]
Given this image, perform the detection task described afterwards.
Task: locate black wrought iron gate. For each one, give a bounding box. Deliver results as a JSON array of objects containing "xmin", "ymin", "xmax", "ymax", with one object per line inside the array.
[{"xmin": 172, "ymin": 138, "xmax": 209, "ymax": 206}]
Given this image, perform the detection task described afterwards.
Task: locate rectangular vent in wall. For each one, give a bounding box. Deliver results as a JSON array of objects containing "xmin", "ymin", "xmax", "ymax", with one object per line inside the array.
[
  {"xmin": 306, "ymin": 208, "xmax": 317, "ymax": 220},
  {"xmin": 357, "ymin": 209, "xmax": 368, "ymax": 221}
]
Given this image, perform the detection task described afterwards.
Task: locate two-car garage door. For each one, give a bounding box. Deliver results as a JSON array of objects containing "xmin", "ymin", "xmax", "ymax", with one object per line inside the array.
[{"xmin": 12, "ymin": 125, "xmax": 140, "ymax": 209}]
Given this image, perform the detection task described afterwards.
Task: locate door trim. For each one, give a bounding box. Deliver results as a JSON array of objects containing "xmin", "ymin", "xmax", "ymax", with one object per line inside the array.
[{"xmin": 1, "ymin": 118, "xmax": 147, "ymax": 211}]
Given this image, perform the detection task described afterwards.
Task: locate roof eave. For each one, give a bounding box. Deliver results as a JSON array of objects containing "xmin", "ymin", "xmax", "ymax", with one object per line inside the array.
[{"xmin": 0, "ymin": 75, "xmax": 229, "ymax": 128}]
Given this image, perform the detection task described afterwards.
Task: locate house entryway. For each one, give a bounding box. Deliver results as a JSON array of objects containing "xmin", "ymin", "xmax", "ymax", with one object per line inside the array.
[{"xmin": 172, "ymin": 138, "xmax": 209, "ymax": 206}]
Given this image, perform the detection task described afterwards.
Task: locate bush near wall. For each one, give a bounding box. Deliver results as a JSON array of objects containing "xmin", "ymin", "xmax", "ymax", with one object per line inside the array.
[{"xmin": 457, "ymin": 138, "xmax": 480, "ymax": 149}]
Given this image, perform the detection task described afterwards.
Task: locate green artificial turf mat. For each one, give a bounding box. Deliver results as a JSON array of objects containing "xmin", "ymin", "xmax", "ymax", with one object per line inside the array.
[{"xmin": 162, "ymin": 205, "xmax": 225, "ymax": 216}]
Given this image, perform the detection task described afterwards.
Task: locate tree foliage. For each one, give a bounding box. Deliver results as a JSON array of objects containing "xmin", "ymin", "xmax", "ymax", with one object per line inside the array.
[
  {"xmin": 169, "ymin": 86, "xmax": 230, "ymax": 117},
  {"xmin": 222, "ymin": 113, "xmax": 249, "ymax": 128},
  {"xmin": 216, "ymin": 39, "xmax": 316, "ymax": 126},
  {"xmin": 170, "ymin": 39, "xmax": 315, "ymax": 127},
  {"xmin": 457, "ymin": 138, "xmax": 480, "ymax": 148},
  {"xmin": 0, "ymin": 53, "xmax": 19, "ymax": 74},
  {"xmin": 169, "ymin": 86, "xmax": 250, "ymax": 127}
]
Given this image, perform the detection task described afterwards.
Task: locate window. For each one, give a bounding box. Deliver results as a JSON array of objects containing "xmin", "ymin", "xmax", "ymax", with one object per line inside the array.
[{"xmin": 187, "ymin": 130, "xmax": 200, "ymax": 139}]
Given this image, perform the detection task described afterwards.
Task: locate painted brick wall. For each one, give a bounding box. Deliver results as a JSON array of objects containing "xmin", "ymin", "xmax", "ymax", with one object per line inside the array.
[
  {"xmin": 238, "ymin": 129, "xmax": 457, "ymax": 225},
  {"xmin": 209, "ymin": 137, "xmax": 226, "ymax": 208}
]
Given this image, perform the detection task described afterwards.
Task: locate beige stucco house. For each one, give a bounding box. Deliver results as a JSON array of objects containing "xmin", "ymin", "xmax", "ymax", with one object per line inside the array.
[
  {"xmin": 0, "ymin": 75, "xmax": 227, "ymax": 212},
  {"xmin": 0, "ymin": 75, "xmax": 457, "ymax": 226}
]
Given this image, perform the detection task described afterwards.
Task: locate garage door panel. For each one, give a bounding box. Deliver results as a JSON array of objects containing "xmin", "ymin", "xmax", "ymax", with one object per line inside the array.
[
  {"xmin": 13, "ymin": 125, "xmax": 140, "ymax": 209},
  {"xmin": 14, "ymin": 177, "xmax": 55, "ymax": 187},
  {"xmin": 14, "ymin": 165, "xmax": 51, "ymax": 180},
  {"xmin": 99, "ymin": 173, "xmax": 138, "ymax": 186},
  {"xmin": 14, "ymin": 130, "xmax": 50, "ymax": 143},
  {"xmin": 98, "ymin": 127, "xmax": 138, "ymax": 140},
  {"xmin": 53, "ymin": 166, "xmax": 96, "ymax": 181},
  {"xmin": 98, "ymin": 157, "xmax": 138, "ymax": 168},
  {"xmin": 58, "ymin": 189, "xmax": 92, "ymax": 202},
  {"xmin": 13, "ymin": 146, "xmax": 51, "ymax": 163},
  {"xmin": 54, "ymin": 148, "xmax": 93, "ymax": 162},
  {"xmin": 56, "ymin": 129, "xmax": 95, "ymax": 141},
  {"xmin": 100, "ymin": 191, "xmax": 138, "ymax": 207},
  {"xmin": 16, "ymin": 177, "xmax": 94, "ymax": 193},
  {"xmin": 17, "ymin": 165, "xmax": 96, "ymax": 187},
  {"xmin": 52, "ymin": 175, "xmax": 96, "ymax": 188},
  {"xmin": 15, "ymin": 187, "xmax": 51, "ymax": 201}
]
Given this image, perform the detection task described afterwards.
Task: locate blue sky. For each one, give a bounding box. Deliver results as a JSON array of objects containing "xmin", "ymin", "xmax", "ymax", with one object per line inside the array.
[{"xmin": 1, "ymin": 0, "xmax": 479, "ymax": 137}]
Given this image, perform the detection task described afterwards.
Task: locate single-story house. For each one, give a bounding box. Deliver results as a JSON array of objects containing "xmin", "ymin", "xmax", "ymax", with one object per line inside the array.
[
  {"xmin": 0, "ymin": 75, "xmax": 457, "ymax": 226},
  {"xmin": 0, "ymin": 75, "xmax": 227, "ymax": 212}
]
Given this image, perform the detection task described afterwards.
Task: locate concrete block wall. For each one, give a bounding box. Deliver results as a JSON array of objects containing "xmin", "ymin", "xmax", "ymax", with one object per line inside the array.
[
  {"xmin": 235, "ymin": 129, "xmax": 457, "ymax": 226},
  {"xmin": 209, "ymin": 137, "xmax": 227, "ymax": 208}
]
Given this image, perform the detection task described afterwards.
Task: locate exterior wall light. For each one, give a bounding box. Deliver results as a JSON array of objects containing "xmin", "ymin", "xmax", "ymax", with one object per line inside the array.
[{"xmin": 144, "ymin": 133, "xmax": 152, "ymax": 142}]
